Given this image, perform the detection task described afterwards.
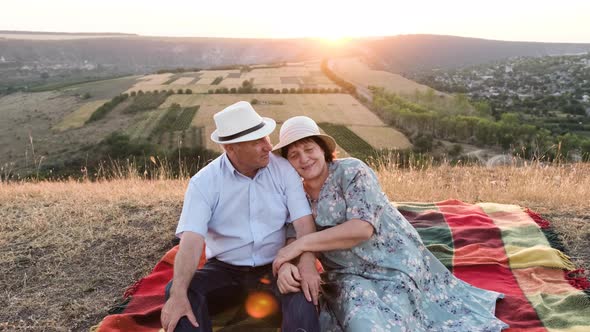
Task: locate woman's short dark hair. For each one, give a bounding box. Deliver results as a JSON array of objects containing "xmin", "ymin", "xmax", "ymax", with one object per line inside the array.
[{"xmin": 281, "ymin": 136, "xmax": 336, "ymax": 162}]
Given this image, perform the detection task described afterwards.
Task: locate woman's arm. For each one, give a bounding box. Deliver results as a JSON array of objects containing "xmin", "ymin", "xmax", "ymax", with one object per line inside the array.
[
  {"xmin": 272, "ymin": 219, "xmax": 373, "ymax": 274},
  {"xmin": 300, "ymin": 219, "xmax": 373, "ymax": 252}
]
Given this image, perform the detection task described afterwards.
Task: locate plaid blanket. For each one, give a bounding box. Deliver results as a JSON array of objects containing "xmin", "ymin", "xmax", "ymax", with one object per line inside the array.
[{"xmin": 93, "ymin": 200, "xmax": 590, "ymax": 331}]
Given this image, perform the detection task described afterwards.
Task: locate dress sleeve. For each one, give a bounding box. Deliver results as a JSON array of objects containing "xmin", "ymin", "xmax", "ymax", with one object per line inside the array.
[{"xmin": 342, "ymin": 161, "xmax": 386, "ymax": 231}]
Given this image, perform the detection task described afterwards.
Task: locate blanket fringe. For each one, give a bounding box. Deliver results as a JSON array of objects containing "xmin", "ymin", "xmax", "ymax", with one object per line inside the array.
[
  {"xmin": 526, "ymin": 208, "xmax": 590, "ymax": 297},
  {"xmin": 565, "ymin": 269, "xmax": 590, "ymax": 290},
  {"xmin": 107, "ymin": 296, "xmax": 131, "ymax": 315},
  {"xmin": 525, "ymin": 208, "xmax": 568, "ymax": 252},
  {"xmin": 123, "ymin": 278, "xmax": 144, "ymax": 298},
  {"xmin": 557, "ymin": 250, "xmax": 577, "ymax": 271},
  {"xmin": 541, "ymin": 228, "xmax": 568, "ymax": 254},
  {"xmin": 525, "ymin": 208, "xmax": 551, "ymax": 229}
]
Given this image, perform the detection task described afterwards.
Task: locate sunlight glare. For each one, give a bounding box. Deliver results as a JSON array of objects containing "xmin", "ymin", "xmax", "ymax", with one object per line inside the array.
[{"xmin": 245, "ymin": 291, "xmax": 278, "ymax": 319}]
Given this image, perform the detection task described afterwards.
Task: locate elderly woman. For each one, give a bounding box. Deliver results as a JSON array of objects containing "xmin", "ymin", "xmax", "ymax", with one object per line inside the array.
[{"xmin": 272, "ymin": 116, "xmax": 508, "ymax": 332}]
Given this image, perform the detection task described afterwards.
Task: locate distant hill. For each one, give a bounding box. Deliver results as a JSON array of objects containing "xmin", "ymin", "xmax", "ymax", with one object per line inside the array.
[
  {"xmin": 0, "ymin": 30, "xmax": 136, "ymax": 36},
  {"xmin": 359, "ymin": 34, "xmax": 590, "ymax": 73},
  {"xmin": 0, "ymin": 35, "xmax": 345, "ymax": 72},
  {"xmin": 1, "ymin": 32, "xmax": 590, "ymax": 88}
]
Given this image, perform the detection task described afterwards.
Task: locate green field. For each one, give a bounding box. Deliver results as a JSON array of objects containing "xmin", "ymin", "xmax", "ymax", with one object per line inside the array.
[
  {"xmin": 61, "ymin": 76, "xmax": 141, "ymax": 99},
  {"xmin": 318, "ymin": 123, "xmax": 377, "ymax": 161}
]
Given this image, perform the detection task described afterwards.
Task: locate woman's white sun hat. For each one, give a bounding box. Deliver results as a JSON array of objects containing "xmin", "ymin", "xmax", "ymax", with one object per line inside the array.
[
  {"xmin": 210, "ymin": 101, "xmax": 276, "ymax": 144},
  {"xmin": 273, "ymin": 116, "xmax": 336, "ymax": 153}
]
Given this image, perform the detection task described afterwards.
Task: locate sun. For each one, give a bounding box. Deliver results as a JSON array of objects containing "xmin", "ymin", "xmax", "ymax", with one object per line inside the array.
[{"xmin": 319, "ymin": 35, "xmax": 348, "ymax": 45}]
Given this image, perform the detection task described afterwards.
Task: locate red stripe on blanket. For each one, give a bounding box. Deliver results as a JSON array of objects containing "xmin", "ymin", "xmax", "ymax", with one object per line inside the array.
[{"xmin": 437, "ymin": 202, "xmax": 546, "ymax": 331}]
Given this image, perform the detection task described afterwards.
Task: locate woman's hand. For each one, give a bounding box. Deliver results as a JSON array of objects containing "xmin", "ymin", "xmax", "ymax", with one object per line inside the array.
[
  {"xmin": 272, "ymin": 239, "xmax": 304, "ymax": 275},
  {"xmin": 276, "ymin": 263, "xmax": 302, "ymax": 294}
]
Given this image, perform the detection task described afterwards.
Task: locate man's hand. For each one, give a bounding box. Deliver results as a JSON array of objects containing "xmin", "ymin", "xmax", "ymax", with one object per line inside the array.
[
  {"xmin": 277, "ymin": 262, "xmax": 302, "ymax": 294},
  {"xmin": 297, "ymin": 252, "xmax": 321, "ymax": 306},
  {"xmin": 161, "ymin": 293, "xmax": 198, "ymax": 332}
]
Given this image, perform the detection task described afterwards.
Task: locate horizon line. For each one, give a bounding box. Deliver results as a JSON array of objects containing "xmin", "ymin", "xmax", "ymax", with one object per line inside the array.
[{"xmin": 2, "ymin": 29, "xmax": 590, "ymax": 44}]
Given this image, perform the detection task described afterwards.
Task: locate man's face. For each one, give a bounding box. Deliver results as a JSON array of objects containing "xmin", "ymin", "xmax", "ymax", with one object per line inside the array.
[{"xmin": 228, "ymin": 136, "xmax": 273, "ymax": 174}]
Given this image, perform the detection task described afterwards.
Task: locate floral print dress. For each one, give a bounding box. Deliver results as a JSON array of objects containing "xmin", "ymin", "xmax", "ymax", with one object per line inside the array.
[{"xmin": 313, "ymin": 158, "xmax": 508, "ymax": 332}]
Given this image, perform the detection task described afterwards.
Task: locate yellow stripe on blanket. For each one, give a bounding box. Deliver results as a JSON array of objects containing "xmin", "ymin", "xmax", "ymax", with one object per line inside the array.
[
  {"xmin": 547, "ymin": 327, "xmax": 590, "ymax": 332},
  {"xmin": 479, "ymin": 203, "xmax": 538, "ymax": 228},
  {"xmin": 477, "ymin": 202, "xmax": 523, "ymax": 214},
  {"xmin": 526, "ymin": 292, "xmax": 590, "ymax": 330},
  {"xmin": 505, "ymin": 245, "xmax": 576, "ymax": 270}
]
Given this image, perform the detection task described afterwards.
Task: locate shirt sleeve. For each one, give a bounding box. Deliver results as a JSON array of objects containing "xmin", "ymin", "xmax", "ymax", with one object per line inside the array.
[
  {"xmin": 343, "ymin": 161, "xmax": 385, "ymax": 231},
  {"xmin": 281, "ymin": 160, "xmax": 312, "ymax": 223},
  {"xmin": 175, "ymin": 176, "xmax": 212, "ymax": 238}
]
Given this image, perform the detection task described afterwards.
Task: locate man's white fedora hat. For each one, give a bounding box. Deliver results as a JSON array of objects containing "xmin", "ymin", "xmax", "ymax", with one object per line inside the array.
[
  {"xmin": 210, "ymin": 101, "xmax": 276, "ymax": 144},
  {"xmin": 273, "ymin": 116, "xmax": 336, "ymax": 153}
]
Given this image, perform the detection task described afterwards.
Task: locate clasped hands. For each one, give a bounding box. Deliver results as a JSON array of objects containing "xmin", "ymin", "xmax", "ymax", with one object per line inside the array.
[{"xmin": 272, "ymin": 239, "xmax": 321, "ymax": 306}]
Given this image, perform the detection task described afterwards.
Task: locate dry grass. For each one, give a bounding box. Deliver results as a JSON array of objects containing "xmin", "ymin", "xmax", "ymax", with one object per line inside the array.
[
  {"xmin": 52, "ymin": 100, "xmax": 109, "ymax": 132},
  {"xmin": 0, "ymin": 162, "xmax": 588, "ymax": 331},
  {"xmin": 0, "ymin": 178, "xmax": 186, "ymax": 331}
]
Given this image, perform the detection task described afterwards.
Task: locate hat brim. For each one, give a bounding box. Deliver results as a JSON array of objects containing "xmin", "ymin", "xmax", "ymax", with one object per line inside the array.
[
  {"xmin": 272, "ymin": 133, "xmax": 336, "ymax": 154},
  {"xmin": 211, "ymin": 117, "xmax": 276, "ymax": 144}
]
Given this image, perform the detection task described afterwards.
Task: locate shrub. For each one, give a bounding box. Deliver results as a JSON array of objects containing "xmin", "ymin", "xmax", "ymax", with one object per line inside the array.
[{"xmin": 86, "ymin": 94, "xmax": 129, "ymax": 123}]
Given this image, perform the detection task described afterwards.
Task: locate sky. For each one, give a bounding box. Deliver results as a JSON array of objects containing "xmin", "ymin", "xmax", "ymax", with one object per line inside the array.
[{"xmin": 1, "ymin": 0, "xmax": 590, "ymax": 43}]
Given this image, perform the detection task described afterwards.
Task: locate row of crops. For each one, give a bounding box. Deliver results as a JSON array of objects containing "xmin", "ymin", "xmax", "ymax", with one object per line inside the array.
[
  {"xmin": 123, "ymin": 92, "xmax": 169, "ymax": 113},
  {"xmin": 149, "ymin": 104, "xmax": 199, "ymax": 139},
  {"xmin": 318, "ymin": 123, "xmax": 377, "ymax": 161}
]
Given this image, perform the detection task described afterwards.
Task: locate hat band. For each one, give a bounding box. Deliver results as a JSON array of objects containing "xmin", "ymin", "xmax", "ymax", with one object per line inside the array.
[{"xmin": 218, "ymin": 122, "xmax": 265, "ymax": 142}]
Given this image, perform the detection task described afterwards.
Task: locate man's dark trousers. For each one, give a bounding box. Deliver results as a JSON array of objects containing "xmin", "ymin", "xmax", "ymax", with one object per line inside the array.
[{"xmin": 165, "ymin": 258, "xmax": 320, "ymax": 332}]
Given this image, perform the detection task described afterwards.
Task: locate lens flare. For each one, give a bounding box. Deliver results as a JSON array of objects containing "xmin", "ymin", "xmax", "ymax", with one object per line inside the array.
[{"xmin": 245, "ymin": 291, "xmax": 278, "ymax": 319}]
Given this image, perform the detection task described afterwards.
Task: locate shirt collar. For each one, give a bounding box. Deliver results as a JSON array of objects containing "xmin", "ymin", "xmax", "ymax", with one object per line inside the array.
[
  {"xmin": 222, "ymin": 153, "xmax": 269, "ymax": 179},
  {"xmin": 222, "ymin": 153, "xmax": 239, "ymax": 176}
]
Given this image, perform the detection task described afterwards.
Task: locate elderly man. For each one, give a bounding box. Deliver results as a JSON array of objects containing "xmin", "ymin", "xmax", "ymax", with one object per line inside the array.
[{"xmin": 161, "ymin": 101, "xmax": 321, "ymax": 332}]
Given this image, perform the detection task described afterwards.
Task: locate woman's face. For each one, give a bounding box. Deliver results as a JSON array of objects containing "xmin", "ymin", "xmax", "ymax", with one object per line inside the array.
[{"xmin": 285, "ymin": 139, "xmax": 328, "ymax": 181}]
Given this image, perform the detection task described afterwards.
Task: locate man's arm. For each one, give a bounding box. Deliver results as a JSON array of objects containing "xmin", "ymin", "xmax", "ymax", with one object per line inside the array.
[
  {"xmin": 291, "ymin": 214, "xmax": 321, "ymax": 305},
  {"xmin": 161, "ymin": 231, "xmax": 204, "ymax": 331}
]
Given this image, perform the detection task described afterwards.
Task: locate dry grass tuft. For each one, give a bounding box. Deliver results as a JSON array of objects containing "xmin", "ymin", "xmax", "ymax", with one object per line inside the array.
[
  {"xmin": 0, "ymin": 162, "xmax": 588, "ymax": 330},
  {"xmin": 0, "ymin": 179, "xmax": 186, "ymax": 331}
]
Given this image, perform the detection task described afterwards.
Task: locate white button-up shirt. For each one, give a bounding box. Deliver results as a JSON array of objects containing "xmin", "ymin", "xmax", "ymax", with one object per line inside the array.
[{"xmin": 176, "ymin": 153, "xmax": 311, "ymax": 266}]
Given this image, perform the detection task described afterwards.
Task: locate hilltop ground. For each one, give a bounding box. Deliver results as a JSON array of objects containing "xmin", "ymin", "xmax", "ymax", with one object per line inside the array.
[{"xmin": 1, "ymin": 162, "xmax": 588, "ymax": 331}]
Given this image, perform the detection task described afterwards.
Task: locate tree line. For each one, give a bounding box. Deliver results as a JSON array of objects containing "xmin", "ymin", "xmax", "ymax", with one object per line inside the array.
[{"xmin": 371, "ymin": 87, "xmax": 590, "ymax": 161}]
